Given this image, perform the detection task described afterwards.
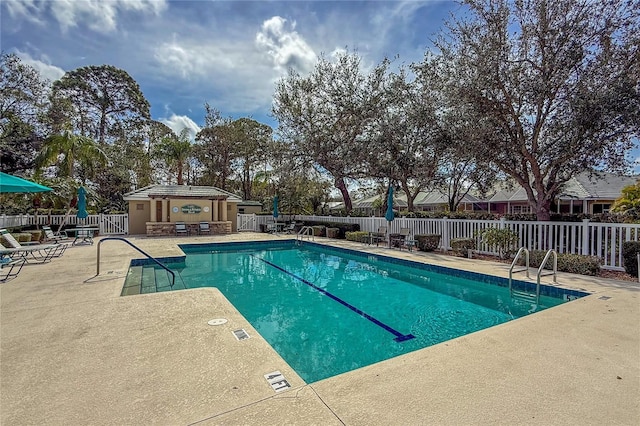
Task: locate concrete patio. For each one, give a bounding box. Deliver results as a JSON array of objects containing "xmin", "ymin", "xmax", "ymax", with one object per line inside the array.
[{"xmin": 1, "ymin": 233, "xmax": 638, "ymax": 425}]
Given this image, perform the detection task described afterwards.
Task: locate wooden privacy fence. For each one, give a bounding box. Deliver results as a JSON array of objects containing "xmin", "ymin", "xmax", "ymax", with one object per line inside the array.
[
  {"xmin": 0, "ymin": 214, "xmax": 129, "ymax": 235},
  {"xmin": 238, "ymin": 213, "xmax": 640, "ymax": 271}
]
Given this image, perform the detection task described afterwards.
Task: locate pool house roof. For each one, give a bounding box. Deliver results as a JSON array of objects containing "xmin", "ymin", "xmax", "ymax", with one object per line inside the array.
[{"xmin": 123, "ymin": 185, "xmax": 243, "ymax": 202}]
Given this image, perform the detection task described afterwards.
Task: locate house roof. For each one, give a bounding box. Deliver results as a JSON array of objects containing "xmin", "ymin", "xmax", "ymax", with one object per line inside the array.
[
  {"xmin": 558, "ymin": 172, "xmax": 637, "ymax": 200},
  {"xmin": 238, "ymin": 200, "xmax": 263, "ymax": 207},
  {"xmin": 487, "ymin": 172, "xmax": 638, "ymax": 203},
  {"xmin": 123, "ymin": 185, "xmax": 243, "ymax": 203}
]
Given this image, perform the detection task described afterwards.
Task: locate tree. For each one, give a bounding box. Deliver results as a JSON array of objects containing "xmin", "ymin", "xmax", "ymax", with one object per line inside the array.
[
  {"xmin": 51, "ymin": 65, "xmax": 150, "ymax": 144},
  {"xmin": 273, "ymin": 52, "xmax": 389, "ymax": 214},
  {"xmin": 367, "ymin": 67, "xmax": 446, "ymax": 212},
  {"xmin": 432, "ymin": 0, "xmax": 640, "ymax": 220},
  {"xmin": 611, "ymin": 181, "xmax": 640, "ymax": 218},
  {"xmin": 0, "ymin": 52, "xmax": 49, "ymax": 173},
  {"xmin": 35, "ymin": 131, "xmax": 108, "ymax": 181},
  {"xmin": 155, "ymin": 128, "xmax": 193, "ymax": 185},
  {"xmin": 230, "ymin": 118, "xmax": 273, "ymax": 200},
  {"xmin": 194, "ymin": 105, "xmax": 234, "ymax": 190}
]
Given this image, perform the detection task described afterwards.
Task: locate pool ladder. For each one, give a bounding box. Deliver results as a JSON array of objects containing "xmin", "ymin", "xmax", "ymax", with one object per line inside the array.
[
  {"xmin": 297, "ymin": 226, "xmax": 315, "ymax": 241},
  {"xmin": 508, "ymin": 248, "xmax": 558, "ymax": 305}
]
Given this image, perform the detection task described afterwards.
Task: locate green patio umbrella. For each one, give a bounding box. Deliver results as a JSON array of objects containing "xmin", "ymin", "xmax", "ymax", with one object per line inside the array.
[
  {"xmin": 0, "ymin": 172, "xmax": 53, "ymax": 193},
  {"xmin": 273, "ymin": 196, "xmax": 279, "ymax": 220},
  {"xmin": 76, "ymin": 186, "xmax": 88, "ymax": 220},
  {"xmin": 385, "ymin": 186, "xmax": 395, "ymax": 246}
]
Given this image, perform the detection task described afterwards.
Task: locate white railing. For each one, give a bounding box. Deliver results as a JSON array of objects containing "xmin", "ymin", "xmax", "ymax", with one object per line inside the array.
[
  {"xmin": 237, "ymin": 214, "xmax": 640, "ymax": 271},
  {"xmin": 0, "ymin": 214, "xmax": 129, "ymax": 235}
]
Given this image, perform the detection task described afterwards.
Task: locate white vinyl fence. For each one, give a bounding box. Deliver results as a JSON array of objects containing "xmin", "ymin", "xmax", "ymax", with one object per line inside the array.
[
  {"xmin": 0, "ymin": 214, "xmax": 129, "ymax": 235},
  {"xmin": 238, "ymin": 213, "xmax": 640, "ymax": 271}
]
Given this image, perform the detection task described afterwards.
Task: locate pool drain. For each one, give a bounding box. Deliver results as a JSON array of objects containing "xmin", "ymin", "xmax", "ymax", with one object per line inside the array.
[
  {"xmin": 232, "ymin": 329, "xmax": 250, "ymax": 340},
  {"xmin": 208, "ymin": 318, "xmax": 228, "ymax": 326}
]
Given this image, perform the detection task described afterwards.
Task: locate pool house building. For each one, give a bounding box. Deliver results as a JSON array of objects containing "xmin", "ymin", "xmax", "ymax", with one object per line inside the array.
[{"xmin": 123, "ymin": 185, "xmax": 242, "ymax": 236}]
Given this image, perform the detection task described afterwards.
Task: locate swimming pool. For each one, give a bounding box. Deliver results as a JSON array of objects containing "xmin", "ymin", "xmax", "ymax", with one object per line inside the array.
[{"xmin": 124, "ymin": 241, "xmax": 587, "ymax": 383}]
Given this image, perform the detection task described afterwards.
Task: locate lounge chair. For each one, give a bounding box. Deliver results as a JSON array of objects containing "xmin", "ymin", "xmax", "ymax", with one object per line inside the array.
[
  {"xmin": 283, "ymin": 222, "xmax": 296, "ymax": 234},
  {"xmin": 369, "ymin": 226, "xmax": 387, "ymax": 246},
  {"xmin": 0, "ymin": 229, "xmax": 66, "ymax": 263},
  {"xmin": 42, "ymin": 226, "xmax": 70, "ymax": 243},
  {"xmin": 198, "ymin": 222, "xmax": 211, "ymax": 235},
  {"xmin": 175, "ymin": 221, "xmax": 190, "ymax": 236},
  {"xmin": 0, "ymin": 255, "xmax": 26, "ymax": 282}
]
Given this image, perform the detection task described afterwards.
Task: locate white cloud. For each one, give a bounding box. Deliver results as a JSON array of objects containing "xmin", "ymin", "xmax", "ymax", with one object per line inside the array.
[
  {"xmin": 160, "ymin": 114, "xmax": 201, "ymax": 140},
  {"xmin": 15, "ymin": 50, "xmax": 65, "ymax": 82},
  {"xmin": 5, "ymin": 0, "xmax": 167, "ymax": 33},
  {"xmin": 153, "ymin": 34, "xmax": 280, "ymax": 114},
  {"xmin": 255, "ymin": 16, "xmax": 317, "ymax": 74},
  {"xmin": 4, "ymin": 0, "xmax": 43, "ymax": 25}
]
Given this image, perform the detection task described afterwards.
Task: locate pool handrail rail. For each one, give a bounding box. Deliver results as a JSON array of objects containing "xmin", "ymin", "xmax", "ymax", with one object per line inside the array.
[{"xmin": 96, "ymin": 237, "xmax": 175, "ymax": 287}]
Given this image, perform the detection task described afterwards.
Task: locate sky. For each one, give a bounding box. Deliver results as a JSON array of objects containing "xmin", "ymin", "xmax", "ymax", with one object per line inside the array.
[{"xmin": 2, "ymin": 0, "xmax": 638, "ymax": 172}]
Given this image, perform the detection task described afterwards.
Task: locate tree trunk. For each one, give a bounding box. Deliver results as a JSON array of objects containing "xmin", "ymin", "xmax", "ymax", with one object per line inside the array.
[
  {"xmin": 177, "ymin": 163, "xmax": 184, "ymax": 185},
  {"xmin": 535, "ymin": 199, "xmax": 552, "ymax": 221},
  {"xmin": 335, "ymin": 177, "xmax": 352, "ymax": 214}
]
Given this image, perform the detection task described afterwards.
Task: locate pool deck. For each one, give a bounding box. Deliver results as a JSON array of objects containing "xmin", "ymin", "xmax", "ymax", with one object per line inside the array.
[{"xmin": 1, "ymin": 233, "xmax": 638, "ymax": 425}]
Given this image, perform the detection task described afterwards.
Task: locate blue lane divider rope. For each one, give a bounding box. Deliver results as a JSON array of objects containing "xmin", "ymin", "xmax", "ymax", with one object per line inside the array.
[{"xmin": 251, "ymin": 255, "xmax": 415, "ymax": 343}]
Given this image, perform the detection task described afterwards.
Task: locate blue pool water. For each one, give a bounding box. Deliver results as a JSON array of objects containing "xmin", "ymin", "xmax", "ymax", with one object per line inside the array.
[{"xmin": 125, "ymin": 241, "xmax": 586, "ymax": 383}]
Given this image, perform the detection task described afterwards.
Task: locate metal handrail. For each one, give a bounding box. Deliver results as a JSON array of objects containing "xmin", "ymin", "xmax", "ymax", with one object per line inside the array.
[
  {"xmin": 508, "ymin": 247, "xmax": 530, "ymax": 294},
  {"xmin": 96, "ymin": 237, "xmax": 175, "ymax": 287},
  {"xmin": 297, "ymin": 226, "xmax": 314, "ymax": 241},
  {"xmin": 537, "ymin": 249, "xmax": 558, "ymax": 286}
]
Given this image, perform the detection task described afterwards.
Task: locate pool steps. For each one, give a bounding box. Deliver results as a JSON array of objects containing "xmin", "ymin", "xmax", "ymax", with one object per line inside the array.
[{"xmin": 122, "ymin": 265, "xmax": 186, "ymax": 296}]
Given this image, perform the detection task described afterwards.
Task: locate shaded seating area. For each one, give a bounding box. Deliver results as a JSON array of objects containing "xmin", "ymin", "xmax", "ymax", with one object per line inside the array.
[
  {"xmin": 369, "ymin": 226, "xmax": 388, "ymax": 246},
  {"xmin": 175, "ymin": 221, "xmax": 190, "ymax": 236},
  {"xmin": 72, "ymin": 228, "xmax": 94, "ymax": 245},
  {"xmin": 198, "ymin": 222, "xmax": 211, "ymax": 235},
  {"xmin": 0, "ymin": 229, "xmax": 67, "ymax": 263},
  {"xmin": 390, "ymin": 228, "xmax": 413, "ymax": 250}
]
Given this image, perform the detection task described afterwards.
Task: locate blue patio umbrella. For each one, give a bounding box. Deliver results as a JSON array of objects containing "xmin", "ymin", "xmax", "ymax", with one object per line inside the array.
[
  {"xmin": 76, "ymin": 186, "xmax": 88, "ymax": 220},
  {"xmin": 385, "ymin": 186, "xmax": 395, "ymax": 245}
]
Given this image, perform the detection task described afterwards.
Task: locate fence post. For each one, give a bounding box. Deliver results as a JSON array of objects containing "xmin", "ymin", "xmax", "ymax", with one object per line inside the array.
[
  {"xmin": 581, "ymin": 218, "xmax": 590, "ymax": 256},
  {"xmin": 499, "ymin": 216, "xmax": 506, "ymax": 229},
  {"xmin": 441, "ymin": 217, "xmax": 449, "ymax": 251}
]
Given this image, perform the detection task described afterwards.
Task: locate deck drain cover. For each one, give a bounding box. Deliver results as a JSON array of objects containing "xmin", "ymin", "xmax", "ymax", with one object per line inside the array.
[
  {"xmin": 208, "ymin": 318, "xmax": 228, "ymax": 326},
  {"xmin": 598, "ymin": 296, "xmax": 612, "ymax": 300},
  {"xmin": 232, "ymin": 329, "xmax": 250, "ymax": 340},
  {"xmin": 264, "ymin": 371, "xmax": 291, "ymax": 392}
]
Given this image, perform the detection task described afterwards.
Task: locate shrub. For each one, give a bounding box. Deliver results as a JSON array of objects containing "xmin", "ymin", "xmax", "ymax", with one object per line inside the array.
[
  {"xmin": 346, "ymin": 231, "xmax": 370, "ymax": 243},
  {"xmin": 524, "ymin": 250, "xmax": 602, "ymax": 276},
  {"xmin": 326, "ymin": 227, "xmax": 339, "ymax": 238},
  {"xmin": 622, "ymin": 241, "xmax": 640, "ymax": 277},
  {"xmin": 476, "ymin": 227, "xmax": 518, "ymax": 259},
  {"xmin": 294, "ymin": 221, "xmax": 359, "ymax": 239},
  {"xmin": 312, "ymin": 225, "xmax": 326, "ymax": 237},
  {"xmin": 415, "ymin": 234, "xmax": 441, "ymax": 251},
  {"xmin": 450, "ymin": 238, "xmax": 476, "ymax": 257}
]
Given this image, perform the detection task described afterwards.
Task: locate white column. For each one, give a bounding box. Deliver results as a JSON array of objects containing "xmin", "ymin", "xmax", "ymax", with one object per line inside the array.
[
  {"xmin": 221, "ymin": 200, "xmax": 228, "ymax": 221},
  {"xmin": 212, "ymin": 200, "xmax": 219, "ymax": 221},
  {"xmin": 161, "ymin": 199, "xmax": 168, "ymax": 222},
  {"xmin": 150, "ymin": 199, "xmax": 157, "ymax": 222}
]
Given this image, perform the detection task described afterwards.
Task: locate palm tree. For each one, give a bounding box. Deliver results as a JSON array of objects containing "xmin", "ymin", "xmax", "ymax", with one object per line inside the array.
[
  {"xmin": 35, "ymin": 131, "xmax": 108, "ymax": 180},
  {"xmin": 155, "ymin": 129, "xmax": 192, "ymax": 185},
  {"xmin": 35, "ymin": 131, "xmax": 108, "ymax": 231}
]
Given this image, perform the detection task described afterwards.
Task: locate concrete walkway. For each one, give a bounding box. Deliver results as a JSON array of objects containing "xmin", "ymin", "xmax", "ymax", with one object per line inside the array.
[{"xmin": 1, "ymin": 233, "xmax": 638, "ymax": 425}]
